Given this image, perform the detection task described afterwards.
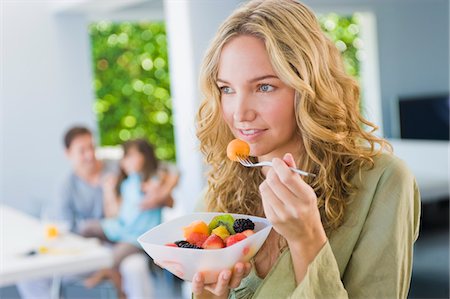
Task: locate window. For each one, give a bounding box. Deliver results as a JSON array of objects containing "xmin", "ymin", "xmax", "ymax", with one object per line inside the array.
[
  {"xmin": 319, "ymin": 13, "xmax": 361, "ymax": 79},
  {"xmin": 89, "ymin": 21, "xmax": 175, "ymax": 161},
  {"xmin": 319, "ymin": 12, "xmax": 383, "ymax": 135}
]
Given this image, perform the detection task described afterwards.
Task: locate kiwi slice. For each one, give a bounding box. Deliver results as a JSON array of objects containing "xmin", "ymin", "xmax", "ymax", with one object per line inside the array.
[{"xmin": 208, "ymin": 214, "xmax": 236, "ymax": 234}]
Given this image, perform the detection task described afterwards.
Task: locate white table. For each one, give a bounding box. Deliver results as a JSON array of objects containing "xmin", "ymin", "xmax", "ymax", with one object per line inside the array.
[{"xmin": 0, "ymin": 204, "xmax": 113, "ymax": 289}]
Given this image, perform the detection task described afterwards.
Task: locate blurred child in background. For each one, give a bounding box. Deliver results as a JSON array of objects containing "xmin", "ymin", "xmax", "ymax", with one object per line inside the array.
[{"xmin": 81, "ymin": 138, "xmax": 178, "ymax": 298}]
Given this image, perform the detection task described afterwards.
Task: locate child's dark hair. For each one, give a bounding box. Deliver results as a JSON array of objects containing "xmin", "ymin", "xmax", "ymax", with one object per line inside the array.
[
  {"xmin": 115, "ymin": 139, "xmax": 159, "ymax": 196},
  {"xmin": 63, "ymin": 126, "xmax": 92, "ymax": 149}
]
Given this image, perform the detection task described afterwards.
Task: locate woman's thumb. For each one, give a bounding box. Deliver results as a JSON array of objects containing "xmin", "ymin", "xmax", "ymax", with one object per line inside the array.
[{"xmin": 283, "ymin": 153, "xmax": 296, "ymax": 168}]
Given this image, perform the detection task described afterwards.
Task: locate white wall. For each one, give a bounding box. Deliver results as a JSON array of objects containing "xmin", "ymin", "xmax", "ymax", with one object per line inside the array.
[
  {"xmin": 376, "ymin": 0, "xmax": 449, "ymax": 137},
  {"xmin": 304, "ymin": 0, "xmax": 449, "ymax": 138},
  {"xmin": 2, "ymin": 2, "xmax": 95, "ymax": 215}
]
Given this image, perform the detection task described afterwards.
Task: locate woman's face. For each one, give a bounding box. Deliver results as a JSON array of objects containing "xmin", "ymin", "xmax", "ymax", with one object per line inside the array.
[
  {"xmin": 121, "ymin": 146, "xmax": 145, "ymax": 175},
  {"xmin": 218, "ymin": 35, "xmax": 301, "ymax": 160}
]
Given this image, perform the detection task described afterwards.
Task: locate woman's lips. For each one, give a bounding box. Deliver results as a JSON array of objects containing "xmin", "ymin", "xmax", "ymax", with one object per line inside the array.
[{"xmin": 237, "ymin": 128, "xmax": 266, "ymax": 141}]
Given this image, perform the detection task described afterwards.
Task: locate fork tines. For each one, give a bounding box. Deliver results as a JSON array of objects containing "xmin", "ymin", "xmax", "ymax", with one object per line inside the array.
[{"xmin": 237, "ymin": 155, "xmax": 252, "ymax": 166}]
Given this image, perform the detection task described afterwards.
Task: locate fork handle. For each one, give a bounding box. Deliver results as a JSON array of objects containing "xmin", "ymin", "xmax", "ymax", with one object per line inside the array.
[{"xmin": 289, "ymin": 167, "xmax": 316, "ymax": 177}]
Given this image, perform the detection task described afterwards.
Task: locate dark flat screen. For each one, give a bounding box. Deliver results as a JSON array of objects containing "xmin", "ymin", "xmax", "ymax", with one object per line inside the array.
[{"xmin": 399, "ymin": 94, "xmax": 449, "ymax": 140}]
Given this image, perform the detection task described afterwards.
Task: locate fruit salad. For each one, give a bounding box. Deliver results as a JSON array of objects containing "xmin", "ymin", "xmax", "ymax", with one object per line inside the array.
[{"xmin": 165, "ymin": 214, "xmax": 255, "ymax": 249}]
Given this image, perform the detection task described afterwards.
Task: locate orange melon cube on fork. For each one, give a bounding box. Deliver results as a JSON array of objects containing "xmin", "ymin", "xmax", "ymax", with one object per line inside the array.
[{"xmin": 226, "ymin": 139, "xmax": 250, "ymax": 162}]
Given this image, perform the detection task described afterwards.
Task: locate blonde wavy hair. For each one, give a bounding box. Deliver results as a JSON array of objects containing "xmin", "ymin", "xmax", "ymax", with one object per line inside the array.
[{"xmin": 196, "ymin": 0, "xmax": 391, "ymax": 231}]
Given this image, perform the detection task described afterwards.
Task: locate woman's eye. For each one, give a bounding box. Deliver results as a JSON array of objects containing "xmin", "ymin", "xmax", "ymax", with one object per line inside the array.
[
  {"xmin": 220, "ymin": 86, "xmax": 234, "ymax": 94},
  {"xmin": 259, "ymin": 84, "xmax": 275, "ymax": 92}
]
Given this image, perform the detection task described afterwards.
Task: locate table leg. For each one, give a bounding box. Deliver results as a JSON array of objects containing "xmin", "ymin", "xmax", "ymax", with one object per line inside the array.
[{"xmin": 50, "ymin": 275, "xmax": 61, "ymax": 299}]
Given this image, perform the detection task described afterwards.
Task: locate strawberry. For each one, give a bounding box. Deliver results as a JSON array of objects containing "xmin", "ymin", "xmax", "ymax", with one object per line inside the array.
[
  {"xmin": 202, "ymin": 234, "xmax": 225, "ymax": 249},
  {"xmin": 225, "ymin": 232, "xmax": 247, "ymax": 247},
  {"xmin": 186, "ymin": 232, "xmax": 208, "ymax": 247},
  {"xmin": 242, "ymin": 229, "xmax": 255, "ymax": 237}
]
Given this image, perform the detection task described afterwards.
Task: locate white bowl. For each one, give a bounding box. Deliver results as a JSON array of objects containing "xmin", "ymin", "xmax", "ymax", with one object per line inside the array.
[{"xmin": 138, "ymin": 212, "xmax": 272, "ymax": 283}]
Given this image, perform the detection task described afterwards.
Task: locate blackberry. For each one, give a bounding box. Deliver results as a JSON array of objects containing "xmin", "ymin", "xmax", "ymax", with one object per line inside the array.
[
  {"xmin": 174, "ymin": 240, "xmax": 189, "ymax": 247},
  {"xmin": 179, "ymin": 243, "xmax": 203, "ymax": 249},
  {"xmin": 233, "ymin": 218, "xmax": 255, "ymax": 233}
]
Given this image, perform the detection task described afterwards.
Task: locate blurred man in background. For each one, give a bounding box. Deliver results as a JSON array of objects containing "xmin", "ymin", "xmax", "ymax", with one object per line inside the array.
[{"xmin": 17, "ymin": 126, "xmax": 158, "ymax": 299}]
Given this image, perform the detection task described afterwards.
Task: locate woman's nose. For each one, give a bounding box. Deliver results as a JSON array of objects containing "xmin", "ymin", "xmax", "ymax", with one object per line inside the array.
[{"xmin": 233, "ymin": 93, "xmax": 256, "ymax": 122}]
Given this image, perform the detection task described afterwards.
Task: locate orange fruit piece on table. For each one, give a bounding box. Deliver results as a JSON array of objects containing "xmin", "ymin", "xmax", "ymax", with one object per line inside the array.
[
  {"xmin": 46, "ymin": 225, "xmax": 59, "ymax": 239},
  {"xmin": 227, "ymin": 139, "xmax": 250, "ymax": 162},
  {"xmin": 38, "ymin": 246, "xmax": 49, "ymax": 254}
]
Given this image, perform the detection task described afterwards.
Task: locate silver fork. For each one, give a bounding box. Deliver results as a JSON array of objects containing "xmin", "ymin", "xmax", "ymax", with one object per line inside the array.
[{"xmin": 237, "ymin": 156, "xmax": 316, "ymax": 177}]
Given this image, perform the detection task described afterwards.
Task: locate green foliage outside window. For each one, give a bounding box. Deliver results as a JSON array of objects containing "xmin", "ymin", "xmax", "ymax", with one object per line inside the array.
[
  {"xmin": 318, "ymin": 13, "xmax": 361, "ymax": 79},
  {"xmin": 89, "ymin": 21, "xmax": 175, "ymax": 161}
]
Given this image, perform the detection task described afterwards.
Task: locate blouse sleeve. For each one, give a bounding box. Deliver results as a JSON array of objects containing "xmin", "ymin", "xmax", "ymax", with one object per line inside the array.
[
  {"xmin": 289, "ymin": 158, "xmax": 421, "ymax": 299},
  {"xmin": 288, "ymin": 240, "xmax": 348, "ymax": 298}
]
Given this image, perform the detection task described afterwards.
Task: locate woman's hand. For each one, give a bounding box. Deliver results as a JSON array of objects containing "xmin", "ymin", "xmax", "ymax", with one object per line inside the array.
[
  {"xmin": 140, "ymin": 179, "xmax": 164, "ymax": 210},
  {"xmin": 101, "ymin": 174, "xmax": 120, "ymax": 217},
  {"xmin": 259, "ymin": 153, "xmax": 327, "ymax": 283},
  {"xmin": 140, "ymin": 171, "xmax": 179, "ymax": 210},
  {"xmin": 192, "ymin": 262, "xmax": 252, "ymax": 298},
  {"xmin": 102, "ymin": 174, "xmax": 117, "ymax": 194}
]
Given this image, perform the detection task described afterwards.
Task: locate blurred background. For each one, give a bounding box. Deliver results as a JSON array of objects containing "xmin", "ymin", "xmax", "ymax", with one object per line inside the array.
[{"xmin": 1, "ymin": 0, "xmax": 448, "ymax": 298}]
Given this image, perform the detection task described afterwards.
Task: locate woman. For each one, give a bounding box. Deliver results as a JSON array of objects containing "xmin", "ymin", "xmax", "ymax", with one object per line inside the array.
[{"xmin": 193, "ymin": 0, "xmax": 421, "ymax": 298}]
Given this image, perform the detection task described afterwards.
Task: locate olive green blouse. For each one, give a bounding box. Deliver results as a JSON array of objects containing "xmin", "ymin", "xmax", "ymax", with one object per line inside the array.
[
  {"xmin": 229, "ymin": 153, "xmax": 421, "ymax": 299},
  {"xmin": 196, "ymin": 153, "xmax": 421, "ymax": 299}
]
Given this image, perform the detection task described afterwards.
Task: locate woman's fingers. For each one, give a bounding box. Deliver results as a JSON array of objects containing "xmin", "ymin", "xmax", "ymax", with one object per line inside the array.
[
  {"xmin": 192, "ymin": 263, "xmax": 251, "ymax": 296},
  {"xmin": 191, "ymin": 273, "xmax": 205, "ymax": 296},
  {"xmin": 271, "ymin": 158, "xmax": 303, "ymax": 194},
  {"xmin": 281, "ymin": 153, "xmax": 297, "ymax": 170},
  {"xmin": 270, "ymin": 157, "xmax": 314, "ymax": 204},
  {"xmin": 205, "ymin": 270, "xmax": 231, "ymax": 295},
  {"xmin": 265, "ymin": 168, "xmax": 297, "ymax": 208},
  {"xmin": 260, "ymin": 181, "xmax": 284, "ymax": 221},
  {"xmin": 243, "ymin": 262, "xmax": 252, "ymax": 277},
  {"xmin": 229, "ymin": 262, "xmax": 250, "ymax": 288}
]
